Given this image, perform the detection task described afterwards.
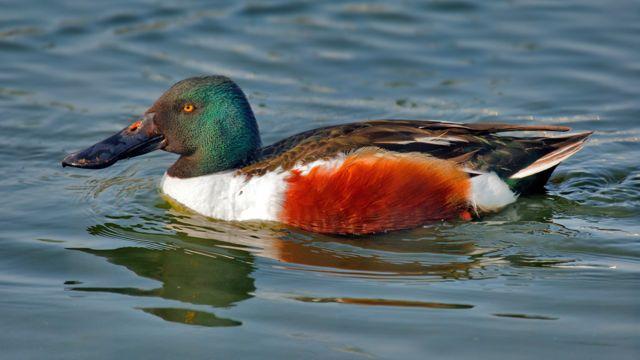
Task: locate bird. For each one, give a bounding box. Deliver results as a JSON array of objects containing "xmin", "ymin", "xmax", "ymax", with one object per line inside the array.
[{"xmin": 62, "ymin": 75, "xmax": 592, "ymax": 235}]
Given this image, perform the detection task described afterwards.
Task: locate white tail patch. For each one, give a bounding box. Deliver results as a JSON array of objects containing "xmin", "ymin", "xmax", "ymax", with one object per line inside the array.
[
  {"xmin": 470, "ymin": 173, "xmax": 517, "ymax": 212},
  {"xmin": 509, "ymin": 132, "xmax": 591, "ymax": 179}
]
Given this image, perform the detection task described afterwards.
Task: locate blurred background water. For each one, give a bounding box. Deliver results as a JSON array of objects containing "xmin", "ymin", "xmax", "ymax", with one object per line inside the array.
[{"xmin": 1, "ymin": 0, "xmax": 639, "ymax": 358}]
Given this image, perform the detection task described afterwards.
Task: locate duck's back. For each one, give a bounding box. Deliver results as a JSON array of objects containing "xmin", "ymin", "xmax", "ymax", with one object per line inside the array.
[{"xmin": 242, "ymin": 120, "xmax": 590, "ymax": 193}]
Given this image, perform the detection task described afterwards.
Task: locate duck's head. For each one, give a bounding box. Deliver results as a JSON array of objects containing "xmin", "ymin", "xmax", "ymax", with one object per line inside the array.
[{"xmin": 62, "ymin": 76, "xmax": 261, "ymax": 178}]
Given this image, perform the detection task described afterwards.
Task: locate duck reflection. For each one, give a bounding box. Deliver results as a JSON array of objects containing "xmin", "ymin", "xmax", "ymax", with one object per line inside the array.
[
  {"xmin": 163, "ymin": 207, "xmax": 493, "ymax": 279},
  {"xmin": 71, "ymin": 223, "xmax": 256, "ymax": 327},
  {"xmin": 73, "ymin": 201, "xmax": 538, "ymax": 327}
]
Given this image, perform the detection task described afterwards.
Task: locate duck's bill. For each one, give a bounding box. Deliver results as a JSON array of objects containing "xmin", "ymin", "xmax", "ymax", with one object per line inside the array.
[{"xmin": 62, "ymin": 113, "xmax": 164, "ymax": 169}]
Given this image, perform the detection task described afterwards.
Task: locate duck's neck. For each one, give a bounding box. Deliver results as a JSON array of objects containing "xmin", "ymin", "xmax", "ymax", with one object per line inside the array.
[
  {"xmin": 167, "ymin": 148, "xmax": 259, "ymax": 178},
  {"xmin": 167, "ymin": 113, "xmax": 262, "ymax": 178},
  {"xmin": 167, "ymin": 143, "xmax": 260, "ymax": 178}
]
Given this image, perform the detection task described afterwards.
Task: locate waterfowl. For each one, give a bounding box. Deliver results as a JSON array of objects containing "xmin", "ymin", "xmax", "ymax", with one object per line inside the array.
[{"xmin": 62, "ymin": 76, "xmax": 592, "ymax": 235}]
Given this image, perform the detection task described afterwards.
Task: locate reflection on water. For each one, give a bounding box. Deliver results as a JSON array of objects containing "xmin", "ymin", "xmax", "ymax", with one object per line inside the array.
[
  {"xmin": 166, "ymin": 208, "xmax": 494, "ymax": 279},
  {"xmin": 68, "ymin": 197, "xmax": 587, "ymax": 328},
  {"xmin": 493, "ymin": 313, "xmax": 558, "ymax": 321},
  {"xmin": 140, "ymin": 308, "xmax": 241, "ymax": 327},
  {"xmin": 70, "ymin": 241, "xmax": 254, "ymax": 327},
  {"xmin": 293, "ymin": 296, "xmax": 474, "ymax": 309}
]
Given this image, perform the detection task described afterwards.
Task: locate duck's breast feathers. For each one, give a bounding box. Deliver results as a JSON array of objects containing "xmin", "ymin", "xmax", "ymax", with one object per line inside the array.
[{"xmin": 161, "ymin": 170, "xmax": 288, "ymax": 222}]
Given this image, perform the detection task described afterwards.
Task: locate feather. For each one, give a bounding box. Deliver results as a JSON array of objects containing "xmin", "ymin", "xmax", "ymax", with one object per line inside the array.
[{"xmin": 509, "ymin": 131, "xmax": 592, "ymax": 179}]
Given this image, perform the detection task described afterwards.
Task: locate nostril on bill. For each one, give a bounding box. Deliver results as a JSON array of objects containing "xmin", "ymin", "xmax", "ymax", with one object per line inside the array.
[{"xmin": 128, "ymin": 120, "xmax": 142, "ymax": 132}]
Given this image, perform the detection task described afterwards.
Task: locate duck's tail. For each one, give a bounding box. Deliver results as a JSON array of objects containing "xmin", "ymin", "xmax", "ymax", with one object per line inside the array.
[{"xmin": 506, "ymin": 131, "xmax": 593, "ymax": 194}]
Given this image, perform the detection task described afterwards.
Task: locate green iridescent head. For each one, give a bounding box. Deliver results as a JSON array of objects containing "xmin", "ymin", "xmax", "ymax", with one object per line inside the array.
[
  {"xmin": 62, "ymin": 75, "xmax": 262, "ymax": 178},
  {"xmin": 151, "ymin": 76, "xmax": 261, "ymax": 177}
]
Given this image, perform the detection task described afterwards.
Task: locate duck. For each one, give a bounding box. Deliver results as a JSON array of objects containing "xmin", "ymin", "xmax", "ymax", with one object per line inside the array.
[{"xmin": 62, "ymin": 75, "xmax": 592, "ymax": 235}]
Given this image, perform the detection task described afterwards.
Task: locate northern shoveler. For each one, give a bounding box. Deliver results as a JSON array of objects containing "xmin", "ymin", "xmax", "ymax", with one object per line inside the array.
[{"xmin": 62, "ymin": 76, "xmax": 592, "ymax": 234}]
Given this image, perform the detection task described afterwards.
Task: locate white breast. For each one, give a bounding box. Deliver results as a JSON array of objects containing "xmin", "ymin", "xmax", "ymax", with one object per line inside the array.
[{"xmin": 160, "ymin": 170, "xmax": 289, "ymax": 221}]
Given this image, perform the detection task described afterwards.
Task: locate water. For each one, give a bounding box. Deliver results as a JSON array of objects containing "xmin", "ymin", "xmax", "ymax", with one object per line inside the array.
[{"xmin": 1, "ymin": 0, "xmax": 639, "ymax": 358}]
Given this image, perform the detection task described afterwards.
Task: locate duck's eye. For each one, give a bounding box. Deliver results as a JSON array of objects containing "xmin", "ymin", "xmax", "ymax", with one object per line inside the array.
[{"xmin": 182, "ymin": 103, "xmax": 195, "ymax": 113}]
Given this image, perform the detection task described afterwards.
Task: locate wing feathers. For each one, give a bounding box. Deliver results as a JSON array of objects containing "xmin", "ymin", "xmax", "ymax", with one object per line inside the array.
[
  {"xmin": 463, "ymin": 122, "xmax": 571, "ymax": 133},
  {"xmin": 241, "ymin": 120, "xmax": 590, "ymax": 180},
  {"xmin": 509, "ymin": 131, "xmax": 592, "ymax": 179}
]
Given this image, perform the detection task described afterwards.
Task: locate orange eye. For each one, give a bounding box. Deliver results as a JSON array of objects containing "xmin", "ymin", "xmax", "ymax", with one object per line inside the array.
[{"xmin": 183, "ymin": 103, "xmax": 195, "ymax": 113}]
